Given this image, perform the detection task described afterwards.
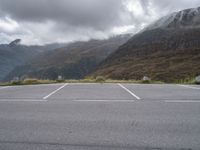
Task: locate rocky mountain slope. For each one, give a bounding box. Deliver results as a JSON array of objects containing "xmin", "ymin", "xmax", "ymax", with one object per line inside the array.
[
  {"xmin": 5, "ymin": 35, "xmax": 131, "ymax": 81},
  {"xmin": 93, "ymin": 7, "xmax": 200, "ymax": 82},
  {"xmin": 145, "ymin": 7, "xmax": 200, "ymax": 30}
]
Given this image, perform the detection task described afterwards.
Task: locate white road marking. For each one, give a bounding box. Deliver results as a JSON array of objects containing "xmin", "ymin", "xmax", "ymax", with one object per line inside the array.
[
  {"xmin": 69, "ymin": 83, "xmax": 100, "ymax": 85},
  {"xmin": 165, "ymin": 100, "xmax": 200, "ymax": 103},
  {"xmin": 73, "ymin": 100, "xmax": 134, "ymax": 102},
  {"xmin": 0, "ymin": 99, "xmax": 47, "ymax": 102},
  {"xmin": 178, "ymin": 84, "xmax": 200, "ymax": 90},
  {"xmin": 118, "ymin": 83, "xmax": 141, "ymax": 100},
  {"xmin": 0, "ymin": 86, "xmax": 10, "ymax": 90},
  {"xmin": 43, "ymin": 83, "xmax": 68, "ymax": 100}
]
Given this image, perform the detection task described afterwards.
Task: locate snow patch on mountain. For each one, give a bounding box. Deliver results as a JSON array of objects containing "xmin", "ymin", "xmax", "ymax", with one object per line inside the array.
[{"xmin": 144, "ymin": 7, "xmax": 200, "ymax": 31}]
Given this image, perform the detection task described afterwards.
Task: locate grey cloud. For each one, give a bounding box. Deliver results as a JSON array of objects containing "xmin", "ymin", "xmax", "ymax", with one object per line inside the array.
[
  {"xmin": 0, "ymin": 0, "xmax": 200, "ymax": 45},
  {"xmin": 0, "ymin": 0, "xmax": 133, "ymax": 31},
  {"xmin": 140, "ymin": 0, "xmax": 200, "ymax": 16}
]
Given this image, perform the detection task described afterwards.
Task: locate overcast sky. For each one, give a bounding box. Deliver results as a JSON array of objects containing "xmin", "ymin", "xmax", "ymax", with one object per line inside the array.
[{"xmin": 0, "ymin": 0, "xmax": 200, "ymax": 45}]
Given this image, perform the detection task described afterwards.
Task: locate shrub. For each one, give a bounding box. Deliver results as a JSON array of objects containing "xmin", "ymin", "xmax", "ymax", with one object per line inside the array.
[
  {"xmin": 11, "ymin": 80, "xmax": 22, "ymax": 85},
  {"xmin": 141, "ymin": 80, "xmax": 151, "ymax": 84},
  {"xmin": 23, "ymin": 78, "xmax": 39, "ymax": 84},
  {"xmin": 95, "ymin": 76, "xmax": 106, "ymax": 83},
  {"xmin": 56, "ymin": 79, "xmax": 65, "ymax": 83},
  {"xmin": 175, "ymin": 77, "xmax": 196, "ymax": 84}
]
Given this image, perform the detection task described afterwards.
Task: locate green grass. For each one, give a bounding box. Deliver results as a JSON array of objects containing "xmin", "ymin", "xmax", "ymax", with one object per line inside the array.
[
  {"xmin": 0, "ymin": 78, "xmax": 165, "ymax": 86},
  {"xmin": 175, "ymin": 77, "xmax": 197, "ymax": 84},
  {"xmin": 1, "ymin": 77, "xmax": 198, "ymax": 87},
  {"xmin": 0, "ymin": 79, "xmax": 57, "ymax": 86}
]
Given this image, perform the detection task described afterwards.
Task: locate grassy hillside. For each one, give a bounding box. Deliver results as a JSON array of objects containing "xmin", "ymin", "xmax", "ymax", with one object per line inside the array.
[{"xmin": 93, "ymin": 29, "xmax": 200, "ymax": 82}]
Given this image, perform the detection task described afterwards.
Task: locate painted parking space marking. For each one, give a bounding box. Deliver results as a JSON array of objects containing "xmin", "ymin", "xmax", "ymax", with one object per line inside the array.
[
  {"xmin": 118, "ymin": 84, "xmax": 141, "ymax": 100},
  {"xmin": 0, "ymin": 99, "xmax": 48, "ymax": 102},
  {"xmin": 165, "ymin": 100, "xmax": 200, "ymax": 103},
  {"xmin": 43, "ymin": 83, "xmax": 68, "ymax": 100},
  {"xmin": 73, "ymin": 99, "xmax": 135, "ymax": 102},
  {"xmin": 178, "ymin": 84, "xmax": 200, "ymax": 90},
  {"xmin": 0, "ymin": 86, "xmax": 10, "ymax": 90}
]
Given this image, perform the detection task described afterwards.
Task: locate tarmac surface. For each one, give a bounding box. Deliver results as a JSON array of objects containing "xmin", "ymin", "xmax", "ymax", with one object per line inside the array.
[{"xmin": 0, "ymin": 83, "xmax": 199, "ymax": 150}]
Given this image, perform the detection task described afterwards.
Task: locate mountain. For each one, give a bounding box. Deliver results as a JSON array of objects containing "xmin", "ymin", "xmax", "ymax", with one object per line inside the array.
[
  {"xmin": 145, "ymin": 7, "xmax": 200, "ymax": 30},
  {"xmin": 5, "ymin": 35, "xmax": 131, "ymax": 81},
  {"xmin": 9, "ymin": 39, "xmax": 21, "ymax": 47},
  {"xmin": 0, "ymin": 40, "xmax": 66, "ymax": 81},
  {"xmin": 93, "ymin": 7, "xmax": 200, "ymax": 82}
]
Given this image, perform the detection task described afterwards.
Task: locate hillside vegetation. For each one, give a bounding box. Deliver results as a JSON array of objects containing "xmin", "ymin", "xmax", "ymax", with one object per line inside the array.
[
  {"xmin": 5, "ymin": 35, "xmax": 131, "ymax": 81},
  {"xmin": 93, "ymin": 7, "xmax": 200, "ymax": 82}
]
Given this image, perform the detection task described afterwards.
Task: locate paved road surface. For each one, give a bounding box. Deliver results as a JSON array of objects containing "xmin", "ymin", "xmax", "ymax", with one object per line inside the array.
[{"xmin": 0, "ymin": 83, "xmax": 200, "ymax": 150}]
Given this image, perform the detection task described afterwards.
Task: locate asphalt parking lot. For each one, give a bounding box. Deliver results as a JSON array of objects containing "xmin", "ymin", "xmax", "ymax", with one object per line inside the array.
[{"xmin": 0, "ymin": 83, "xmax": 200, "ymax": 150}]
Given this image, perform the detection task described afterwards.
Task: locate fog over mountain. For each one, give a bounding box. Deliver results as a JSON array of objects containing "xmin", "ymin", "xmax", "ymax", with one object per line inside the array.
[
  {"xmin": 0, "ymin": 0, "xmax": 200, "ymax": 45},
  {"xmin": 0, "ymin": 40, "xmax": 66, "ymax": 81},
  {"xmin": 5, "ymin": 34, "xmax": 131, "ymax": 81}
]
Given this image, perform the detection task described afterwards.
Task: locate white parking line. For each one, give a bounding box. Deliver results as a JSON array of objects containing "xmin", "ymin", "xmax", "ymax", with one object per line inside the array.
[
  {"xmin": 165, "ymin": 100, "xmax": 200, "ymax": 103},
  {"xmin": 73, "ymin": 100, "xmax": 134, "ymax": 102},
  {"xmin": 178, "ymin": 84, "xmax": 200, "ymax": 90},
  {"xmin": 118, "ymin": 84, "xmax": 141, "ymax": 100},
  {"xmin": 0, "ymin": 99, "xmax": 48, "ymax": 102},
  {"xmin": 0, "ymin": 86, "xmax": 10, "ymax": 90},
  {"xmin": 43, "ymin": 83, "xmax": 68, "ymax": 100},
  {"xmin": 73, "ymin": 100, "xmax": 135, "ymax": 102}
]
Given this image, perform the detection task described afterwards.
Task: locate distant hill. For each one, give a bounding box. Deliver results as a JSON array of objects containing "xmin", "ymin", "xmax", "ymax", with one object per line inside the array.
[
  {"xmin": 93, "ymin": 7, "xmax": 200, "ymax": 82},
  {"xmin": 0, "ymin": 40, "xmax": 66, "ymax": 81},
  {"xmin": 5, "ymin": 35, "xmax": 131, "ymax": 81}
]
